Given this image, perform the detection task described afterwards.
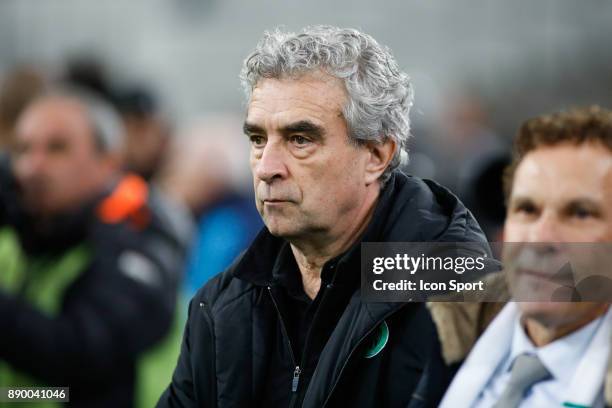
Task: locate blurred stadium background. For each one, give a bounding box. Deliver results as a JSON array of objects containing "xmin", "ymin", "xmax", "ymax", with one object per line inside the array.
[{"xmin": 1, "ymin": 0, "xmax": 612, "ymax": 281}]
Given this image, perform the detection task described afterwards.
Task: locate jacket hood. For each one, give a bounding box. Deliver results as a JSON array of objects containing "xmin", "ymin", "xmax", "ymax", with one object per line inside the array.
[{"xmin": 372, "ymin": 171, "xmax": 487, "ymax": 243}]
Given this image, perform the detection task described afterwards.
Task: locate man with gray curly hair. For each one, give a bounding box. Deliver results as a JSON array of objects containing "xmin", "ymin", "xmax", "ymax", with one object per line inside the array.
[{"xmin": 159, "ymin": 26, "xmax": 489, "ymax": 408}]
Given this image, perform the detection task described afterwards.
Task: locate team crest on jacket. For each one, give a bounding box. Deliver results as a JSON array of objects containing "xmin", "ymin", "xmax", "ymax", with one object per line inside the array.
[{"xmin": 363, "ymin": 320, "xmax": 389, "ymax": 359}]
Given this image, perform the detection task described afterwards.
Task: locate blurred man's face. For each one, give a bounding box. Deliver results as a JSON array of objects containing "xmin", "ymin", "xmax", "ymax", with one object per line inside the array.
[
  {"xmin": 504, "ymin": 142, "xmax": 612, "ymax": 327},
  {"xmin": 244, "ymin": 73, "xmax": 375, "ymax": 240},
  {"xmin": 12, "ymin": 97, "xmax": 116, "ymax": 216},
  {"xmin": 123, "ymin": 115, "xmax": 167, "ymax": 180}
]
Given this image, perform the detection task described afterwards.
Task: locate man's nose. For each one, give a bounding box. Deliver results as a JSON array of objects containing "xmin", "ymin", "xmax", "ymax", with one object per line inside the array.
[
  {"xmin": 254, "ymin": 142, "xmax": 287, "ymax": 183},
  {"xmin": 529, "ymin": 212, "xmax": 562, "ymax": 243}
]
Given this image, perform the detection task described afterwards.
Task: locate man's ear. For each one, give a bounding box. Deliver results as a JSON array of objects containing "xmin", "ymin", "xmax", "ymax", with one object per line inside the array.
[{"xmin": 364, "ymin": 137, "xmax": 397, "ymax": 185}]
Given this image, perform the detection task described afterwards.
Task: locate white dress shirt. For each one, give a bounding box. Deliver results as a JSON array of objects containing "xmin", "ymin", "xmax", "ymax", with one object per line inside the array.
[{"xmin": 440, "ymin": 303, "xmax": 612, "ymax": 408}]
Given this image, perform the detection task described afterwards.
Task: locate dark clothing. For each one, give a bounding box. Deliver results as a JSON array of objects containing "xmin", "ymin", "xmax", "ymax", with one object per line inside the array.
[
  {"xmin": 158, "ymin": 171, "xmax": 490, "ymax": 408},
  {"xmin": 273, "ymin": 242, "xmax": 319, "ymax": 365},
  {"xmin": 0, "ymin": 157, "xmax": 191, "ymax": 407}
]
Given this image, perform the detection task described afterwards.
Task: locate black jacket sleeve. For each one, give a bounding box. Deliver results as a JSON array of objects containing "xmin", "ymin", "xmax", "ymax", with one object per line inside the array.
[
  {"xmin": 157, "ymin": 285, "xmax": 219, "ymax": 408},
  {"xmin": 156, "ymin": 300, "xmax": 197, "ymax": 408},
  {"xmin": 0, "ymin": 217, "xmax": 184, "ymax": 386}
]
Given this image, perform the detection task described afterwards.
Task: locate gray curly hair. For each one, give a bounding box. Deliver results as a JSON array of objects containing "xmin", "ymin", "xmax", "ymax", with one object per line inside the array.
[{"xmin": 240, "ymin": 25, "xmax": 414, "ymax": 185}]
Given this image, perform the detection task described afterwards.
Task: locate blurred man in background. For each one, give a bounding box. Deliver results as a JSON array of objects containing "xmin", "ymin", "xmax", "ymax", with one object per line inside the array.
[
  {"xmin": 117, "ymin": 86, "xmax": 171, "ymax": 181},
  {"xmin": 433, "ymin": 106, "xmax": 612, "ymax": 408},
  {"xmin": 159, "ymin": 25, "xmax": 491, "ymax": 408},
  {"xmin": 0, "ymin": 87, "xmax": 191, "ymax": 407},
  {"xmin": 65, "ymin": 57, "xmax": 172, "ymax": 181},
  {"xmin": 457, "ymin": 151, "xmax": 510, "ymax": 244}
]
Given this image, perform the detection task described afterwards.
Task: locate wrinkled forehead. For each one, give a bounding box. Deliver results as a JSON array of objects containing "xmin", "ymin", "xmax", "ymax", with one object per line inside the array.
[
  {"xmin": 511, "ymin": 142, "xmax": 612, "ymax": 206},
  {"xmin": 246, "ymin": 73, "xmax": 347, "ymax": 124},
  {"xmin": 16, "ymin": 96, "xmax": 93, "ymax": 144},
  {"xmin": 249, "ymin": 69, "xmax": 346, "ymax": 98}
]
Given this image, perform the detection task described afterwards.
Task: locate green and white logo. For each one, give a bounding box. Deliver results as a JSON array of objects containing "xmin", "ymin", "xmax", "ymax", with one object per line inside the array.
[{"xmin": 363, "ymin": 320, "xmax": 389, "ymax": 359}]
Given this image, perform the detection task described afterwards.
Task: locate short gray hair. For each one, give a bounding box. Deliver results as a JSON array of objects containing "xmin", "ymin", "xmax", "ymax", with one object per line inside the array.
[
  {"xmin": 240, "ymin": 25, "xmax": 414, "ymax": 184},
  {"xmin": 37, "ymin": 85, "xmax": 125, "ymax": 154}
]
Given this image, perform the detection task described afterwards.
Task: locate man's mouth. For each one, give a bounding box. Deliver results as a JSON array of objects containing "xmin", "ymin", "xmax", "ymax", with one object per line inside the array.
[
  {"xmin": 263, "ymin": 199, "xmax": 292, "ymax": 205},
  {"xmin": 517, "ymin": 268, "xmax": 553, "ymax": 281}
]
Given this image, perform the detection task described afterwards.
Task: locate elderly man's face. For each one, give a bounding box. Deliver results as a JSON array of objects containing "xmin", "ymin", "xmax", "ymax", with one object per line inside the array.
[
  {"xmin": 245, "ymin": 73, "xmax": 374, "ymax": 240},
  {"xmin": 12, "ymin": 97, "xmax": 117, "ymax": 216},
  {"xmin": 504, "ymin": 142, "xmax": 612, "ymax": 327}
]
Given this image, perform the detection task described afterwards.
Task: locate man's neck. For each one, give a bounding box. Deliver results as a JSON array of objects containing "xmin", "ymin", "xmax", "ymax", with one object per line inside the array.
[
  {"xmin": 290, "ymin": 186, "xmax": 380, "ymax": 300},
  {"xmin": 523, "ymin": 304, "xmax": 609, "ymax": 347}
]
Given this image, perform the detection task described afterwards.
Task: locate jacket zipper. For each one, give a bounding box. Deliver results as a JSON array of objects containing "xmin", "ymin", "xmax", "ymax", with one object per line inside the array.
[
  {"xmin": 292, "ymin": 366, "xmax": 302, "ymax": 392},
  {"xmin": 267, "ymin": 286, "xmax": 301, "ymax": 393},
  {"xmin": 320, "ymin": 305, "xmax": 407, "ymax": 407},
  {"xmin": 199, "ymin": 302, "xmax": 218, "ymax": 408}
]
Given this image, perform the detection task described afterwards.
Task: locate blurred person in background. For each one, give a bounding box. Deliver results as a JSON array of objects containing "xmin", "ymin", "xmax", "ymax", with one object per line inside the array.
[
  {"xmin": 0, "ymin": 86, "xmax": 191, "ymax": 407},
  {"xmin": 0, "ymin": 66, "xmax": 47, "ymax": 150},
  {"xmin": 457, "ymin": 151, "xmax": 511, "ymax": 243},
  {"xmin": 433, "ymin": 106, "xmax": 612, "ymax": 408},
  {"xmin": 117, "ymin": 86, "xmax": 171, "ymax": 181},
  {"xmin": 428, "ymin": 89, "xmax": 507, "ymax": 193},
  {"xmin": 65, "ymin": 56, "xmax": 171, "ymax": 181},
  {"xmin": 158, "ymin": 25, "xmax": 491, "ymax": 408},
  {"xmin": 157, "ymin": 114, "xmax": 262, "ymax": 299}
]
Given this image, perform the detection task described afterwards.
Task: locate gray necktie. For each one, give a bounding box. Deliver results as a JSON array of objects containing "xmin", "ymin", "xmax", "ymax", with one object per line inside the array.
[{"xmin": 492, "ymin": 353, "xmax": 552, "ymax": 408}]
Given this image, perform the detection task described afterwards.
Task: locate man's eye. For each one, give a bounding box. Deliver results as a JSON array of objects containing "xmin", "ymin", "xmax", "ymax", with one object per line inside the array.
[
  {"xmin": 47, "ymin": 140, "xmax": 68, "ymax": 154},
  {"xmin": 290, "ymin": 135, "xmax": 310, "ymax": 146},
  {"xmin": 249, "ymin": 135, "xmax": 265, "ymax": 147},
  {"xmin": 570, "ymin": 207, "xmax": 594, "ymax": 220},
  {"xmin": 515, "ymin": 203, "xmax": 537, "ymax": 216}
]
